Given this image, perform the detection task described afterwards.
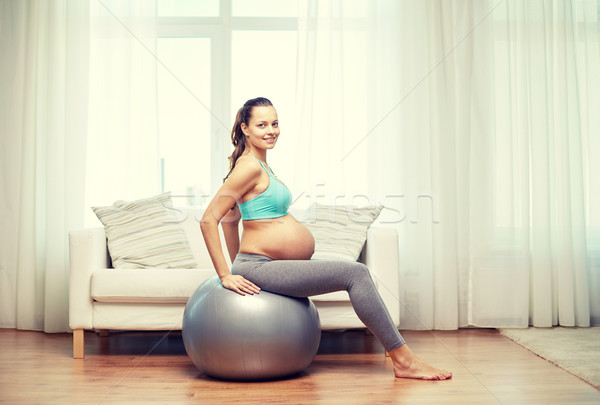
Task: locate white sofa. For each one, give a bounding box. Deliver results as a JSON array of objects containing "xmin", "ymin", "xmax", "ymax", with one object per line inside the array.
[{"xmin": 69, "ymin": 209, "xmax": 400, "ymax": 358}]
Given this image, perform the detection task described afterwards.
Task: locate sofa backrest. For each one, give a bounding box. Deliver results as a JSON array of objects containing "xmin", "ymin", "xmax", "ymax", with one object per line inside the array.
[{"xmin": 176, "ymin": 208, "xmax": 217, "ymax": 268}]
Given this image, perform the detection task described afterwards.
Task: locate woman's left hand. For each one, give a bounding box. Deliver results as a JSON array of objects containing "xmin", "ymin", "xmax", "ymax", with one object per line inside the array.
[{"xmin": 220, "ymin": 274, "xmax": 261, "ymax": 296}]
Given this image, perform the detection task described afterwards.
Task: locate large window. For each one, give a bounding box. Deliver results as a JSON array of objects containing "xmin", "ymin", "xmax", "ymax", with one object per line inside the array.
[
  {"xmin": 157, "ymin": 38, "xmax": 211, "ymax": 202},
  {"xmin": 156, "ymin": 0, "xmax": 298, "ymax": 207}
]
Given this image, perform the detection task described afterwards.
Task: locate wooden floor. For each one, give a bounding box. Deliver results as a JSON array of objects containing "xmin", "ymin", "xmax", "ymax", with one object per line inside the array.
[{"xmin": 1, "ymin": 328, "xmax": 599, "ymax": 404}]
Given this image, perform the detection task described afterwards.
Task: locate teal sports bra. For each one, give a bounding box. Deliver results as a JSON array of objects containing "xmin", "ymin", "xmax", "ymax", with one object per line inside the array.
[{"xmin": 238, "ymin": 155, "xmax": 292, "ymax": 220}]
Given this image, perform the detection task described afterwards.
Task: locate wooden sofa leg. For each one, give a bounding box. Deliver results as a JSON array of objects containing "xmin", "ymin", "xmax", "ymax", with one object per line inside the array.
[{"xmin": 73, "ymin": 329, "xmax": 85, "ymax": 359}]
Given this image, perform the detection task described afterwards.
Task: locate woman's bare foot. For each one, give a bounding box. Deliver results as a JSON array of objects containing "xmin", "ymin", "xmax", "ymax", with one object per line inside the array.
[{"xmin": 390, "ymin": 344, "xmax": 452, "ymax": 380}]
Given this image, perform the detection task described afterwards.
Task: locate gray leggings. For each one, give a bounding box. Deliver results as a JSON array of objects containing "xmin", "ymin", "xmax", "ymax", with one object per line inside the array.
[{"xmin": 231, "ymin": 253, "xmax": 406, "ymax": 353}]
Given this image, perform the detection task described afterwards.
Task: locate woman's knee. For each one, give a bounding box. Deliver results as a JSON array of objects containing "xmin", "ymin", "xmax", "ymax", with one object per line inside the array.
[
  {"xmin": 347, "ymin": 262, "xmax": 372, "ymax": 281},
  {"xmin": 349, "ymin": 261, "xmax": 369, "ymax": 272}
]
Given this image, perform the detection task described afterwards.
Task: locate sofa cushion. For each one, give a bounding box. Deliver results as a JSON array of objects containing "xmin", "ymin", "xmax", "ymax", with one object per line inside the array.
[
  {"xmin": 92, "ymin": 192, "xmax": 198, "ymax": 269},
  {"xmin": 91, "ymin": 268, "xmax": 358, "ymax": 304},
  {"xmin": 302, "ymin": 203, "xmax": 383, "ymax": 261},
  {"xmin": 91, "ymin": 268, "xmax": 214, "ymax": 304}
]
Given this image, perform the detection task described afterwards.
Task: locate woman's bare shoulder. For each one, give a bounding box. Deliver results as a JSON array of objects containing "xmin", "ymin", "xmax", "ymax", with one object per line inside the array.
[
  {"xmin": 225, "ymin": 156, "xmax": 263, "ymax": 185},
  {"xmin": 235, "ymin": 154, "xmax": 260, "ymax": 165}
]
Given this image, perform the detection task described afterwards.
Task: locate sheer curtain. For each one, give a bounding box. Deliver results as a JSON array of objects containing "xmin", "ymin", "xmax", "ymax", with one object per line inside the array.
[
  {"xmin": 84, "ymin": 0, "xmax": 160, "ymax": 220},
  {"xmin": 0, "ymin": 0, "xmax": 158, "ymax": 332},
  {"xmin": 295, "ymin": 0, "xmax": 600, "ymax": 329},
  {"xmin": 2, "ymin": 0, "xmax": 598, "ymax": 333},
  {"xmin": 0, "ymin": 0, "xmax": 89, "ymax": 332}
]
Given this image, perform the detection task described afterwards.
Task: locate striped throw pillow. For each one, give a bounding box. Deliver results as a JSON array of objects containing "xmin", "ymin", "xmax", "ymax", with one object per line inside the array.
[
  {"xmin": 302, "ymin": 203, "xmax": 383, "ymax": 261},
  {"xmin": 92, "ymin": 192, "xmax": 198, "ymax": 269}
]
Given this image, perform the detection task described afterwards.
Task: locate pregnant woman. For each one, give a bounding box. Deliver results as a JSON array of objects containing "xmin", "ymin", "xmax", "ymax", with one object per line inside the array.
[{"xmin": 200, "ymin": 97, "xmax": 452, "ymax": 380}]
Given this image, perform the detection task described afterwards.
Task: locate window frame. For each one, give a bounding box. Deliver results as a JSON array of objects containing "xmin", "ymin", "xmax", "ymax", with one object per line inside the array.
[{"xmin": 156, "ymin": 0, "xmax": 298, "ymax": 191}]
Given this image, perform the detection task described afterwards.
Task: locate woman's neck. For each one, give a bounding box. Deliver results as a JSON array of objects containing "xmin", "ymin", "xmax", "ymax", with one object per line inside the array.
[{"xmin": 246, "ymin": 149, "xmax": 267, "ymax": 162}]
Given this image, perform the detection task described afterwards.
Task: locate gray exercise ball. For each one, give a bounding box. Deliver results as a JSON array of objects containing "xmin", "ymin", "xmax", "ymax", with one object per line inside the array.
[{"xmin": 182, "ymin": 276, "xmax": 321, "ymax": 381}]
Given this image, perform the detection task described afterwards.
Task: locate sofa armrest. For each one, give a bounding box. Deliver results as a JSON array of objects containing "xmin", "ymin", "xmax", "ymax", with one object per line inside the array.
[
  {"xmin": 69, "ymin": 227, "xmax": 109, "ymax": 330},
  {"xmin": 362, "ymin": 227, "xmax": 400, "ymax": 326}
]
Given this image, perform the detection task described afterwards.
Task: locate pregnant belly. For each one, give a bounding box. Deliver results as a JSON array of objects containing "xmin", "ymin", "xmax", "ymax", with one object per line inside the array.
[{"xmin": 240, "ymin": 214, "xmax": 315, "ymax": 260}]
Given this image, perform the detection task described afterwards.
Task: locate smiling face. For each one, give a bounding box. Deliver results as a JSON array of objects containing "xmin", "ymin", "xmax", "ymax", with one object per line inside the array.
[{"xmin": 241, "ymin": 106, "xmax": 280, "ymax": 154}]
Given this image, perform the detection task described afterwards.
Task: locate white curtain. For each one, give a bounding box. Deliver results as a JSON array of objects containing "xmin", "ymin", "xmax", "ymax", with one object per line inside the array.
[
  {"xmin": 84, "ymin": 0, "xmax": 160, "ymax": 220},
  {"xmin": 0, "ymin": 0, "xmax": 89, "ymax": 332},
  {"xmin": 2, "ymin": 0, "xmax": 598, "ymax": 333},
  {"xmin": 295, "ymin": 0, "xmax": 600, "ymax": 328},
  {"xmin": 0, "ymin": 0, "xmax": 158, "ymax": 332}
]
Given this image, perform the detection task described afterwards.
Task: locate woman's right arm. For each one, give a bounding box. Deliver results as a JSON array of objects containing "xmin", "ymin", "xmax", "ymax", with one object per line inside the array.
[
  {"xmin": 200, "ymin": 159, "xmax": 261, "ymax": 295},
  {"xmin": 221, "ymin": 204, "xmax": 241, "ymax": 264}
]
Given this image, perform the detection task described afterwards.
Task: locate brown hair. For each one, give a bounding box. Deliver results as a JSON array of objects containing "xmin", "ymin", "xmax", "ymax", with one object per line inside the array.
[{"xmin": 225, "ymin": 97, "xmax": 274, "ymax": 180}]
